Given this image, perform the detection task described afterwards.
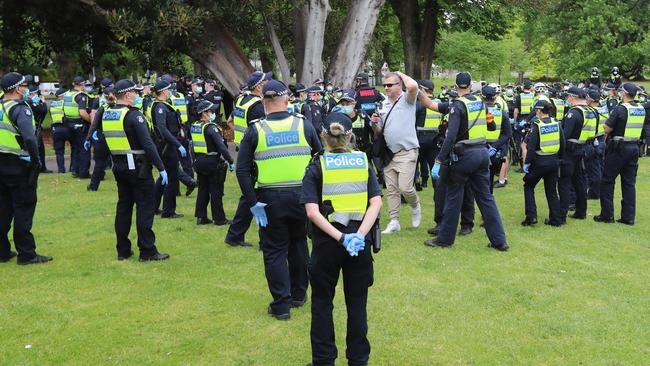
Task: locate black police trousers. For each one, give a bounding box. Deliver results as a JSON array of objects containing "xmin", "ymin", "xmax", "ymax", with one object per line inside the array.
[
  {"xmin": 51, "ymin": 123, "xmax": 74, "ymax": 173},
  {"xmin": 73, "ymin": 123, "xmax": 91, "ymax": 178},
  {"xmin": 416, "ymin": 133, "xmax": 438, "ymax": 186},
  {"xmin": 0, "ymin": 162, "xmax": 38, "ymax": 261},
  {"xmin": 523, "ymin": 157, "xmax": 562, "ymax": 225},
  {"xmin": 194, "ymin": 156, "xmax": 227, "ymax": 223},
  {"xmin": 599, "ymin": 142, "xmax": 639, "ymax": 221},
  {"xmin": 88, "ymin": 137, "xmax": 110, "ymax": 190},
  {"xmin": 154, "ymin": 151, "xmax": 180, "ymax": 216},
  {"xmin": 434, "ymin": 163, "xmax": 474, "ymax": 230},
  {"xmin": 585, "ymin": 142, "xmax": 605, "ymax": 199},
  {"xmin": 559, "ymin": 148, "xmax": 588, "ymax": 219},
  {"xmin": 257, "ymin": 189, "xmax": 309, "ymax": 315},
  {"xmin": 309, "ymin": 225, "xmax": 373, "ymax": 366},
  {"xmin": 113, "ymin": 169, "xmax": 159, "ymax": 258},
  {"xmin": 226, "ymin": 195, "xmax": 254, "ymax": 243}
]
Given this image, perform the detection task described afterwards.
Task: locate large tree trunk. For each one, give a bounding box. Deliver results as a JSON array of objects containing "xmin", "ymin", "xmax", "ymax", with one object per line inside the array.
[
  {"xmin": 263, "ymin": 14, "xmax": 291, "ymax": 83},
  {"xmin": 189, "ymin": 20, "xmax": 253, "ymax": 97},
  {"xmin": 300, "ymin": 0, "xmax": 331, "ymax": 85},
  {"xmin": 293, "ymin": 0, "xmax": 308, "ymax": 82},
  {"xmin": 326, "ymin": 0, "xmax": 385, "ymax": 88},
  {"xmin": 389, "ymin": 0, "xmax": 439, "ymax": 80}
]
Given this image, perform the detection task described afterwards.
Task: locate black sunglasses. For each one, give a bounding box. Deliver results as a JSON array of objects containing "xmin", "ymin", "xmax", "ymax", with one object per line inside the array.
[{"xmin": 383, "ymin": 83, "xmax": 397, "ymax": 88}]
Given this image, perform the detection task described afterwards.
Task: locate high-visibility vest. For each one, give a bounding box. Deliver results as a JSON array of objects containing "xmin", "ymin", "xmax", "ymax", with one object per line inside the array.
[
  {"xmin": 486, "ymin": 103, "xmax": 503, "ymax": 143},
  {"xmin": 535, "ymin": 118, "xmax": 561, "ymax": 155},
  {"xmin": 0, "ymin": 100, "xmax": 34, "ymax": 156},
  {"xmin": 190, "ymin": 121, "xmax": 219, "ymax": 154},
  {"xmin": 288, "ymin": 100, "xmax": 303, "ymax": 115},
  {"xmin": 520, "ymin": 92, "xmax": 534, "ymax": 114},
  {"xmin": 102, "ymin": 106, "xmax": 145, "ymax": 155},
  {"xmin": 169, "ymin": 92, "xmax": 187, "ymax": 124},
  {"xmin": 533, "ymin": 94, "xmax": 550, "ymax": 107},
  {"xmin": 253, "ymin": 115, "xmax": 312, "ymax": 188},
  {"xmin": 551, "ymin": 98, "xmax": 565, "ymax": 120},
  {"xmin": 50, "ymin": 100, "xmax": 64, "ymax": 123},
  {"xmin": 320, "ymin": 151, "xmax": 369, "ymax": 222},
  {"xmin": 63, "ymin": 90, "xmax": 85, "ymax": 119},
  {"xmin": 351, "ymin": 114, "xmax": 365, "ymax": 129},
  {"xmin": 573, "ymin": 106, "xmax": 598, "ymax": 143},
  {"xmin": 618, "ymin": 103, "xmax": 645, "ymax": 141},
  {"xmin": 419, "ymin": 98, "xmax": 442, "ymax": 133},
  {"xmin": 596, "ymin": 104, "xmax": 609, "ymax": 137},
  {"xmin": 233, "ymin": 95, "xmax": 262, "ymax": 144},
  {"xmin": 496, "ymin": 95, "xmax": 509, "ymax": 112},
  {"xmin": 457, "ymin": 96, "xmax": 487, "ymax": 145}
]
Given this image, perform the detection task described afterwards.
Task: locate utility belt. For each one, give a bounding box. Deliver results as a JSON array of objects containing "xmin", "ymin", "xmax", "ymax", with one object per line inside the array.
[
  {"xmin": 257, "ymin": 185, "xmax": 302, "ymax": 193},
  {"xmin": 608, "ymin": 137, "xmax": 640, "ymax": 151},
  {"xmin": 63, "ymin": 117, "xmax": 83, "ymax": 127},
  {"xmin": 566, "ymin": 138, "xmax": 588, "ymax": 153},
  {"xmin": 416, "ymin": 127, "xmax": 439, "ymax": 135},
  {"xmin": 453, "ymin": 142, "xmax": 486, "ymax": 156},
  {"xmin": 113, "ymin": 154, "xmax": 152, "ymax": 178},
  {"xmin": 535, "ymin": 151, "xmax": 559, "ymax": 158}
]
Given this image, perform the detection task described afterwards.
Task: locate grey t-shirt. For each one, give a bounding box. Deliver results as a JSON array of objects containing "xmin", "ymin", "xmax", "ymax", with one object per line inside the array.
[{"xmin": 380, "ymin": 92, "xmax": 419, "ymax": 153}]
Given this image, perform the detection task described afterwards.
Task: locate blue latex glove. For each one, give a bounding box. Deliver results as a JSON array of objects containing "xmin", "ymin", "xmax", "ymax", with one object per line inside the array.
[
  {"xmin": 19, "ymin": 156, "xmax": 31, "ymax": 163},
  {"xmin": 160, "ymin": 170, "xmax": 169, "ymax": 185},
  {"xmin": 431, "ymin": 162, "xmax": 441, "ymax": 181},
  {"xmin": 250, "ymin": 202, "xmax": 268, "ymax": 227},
  {"xmin": 229, "ymin": 163, "xmax": 235, "ymax": 172},
  {"xmin": 342, "ymin": 234, "xmax": 364, "ymax": 256},
  {"xmin": 518, "ymin": 121, "xmax": 527, "ymax": 128},
  {"xmin": 178, "ymin": 145, "xmax": 187, "ymax": 158},
  {"xmin": 523, "ymin": 163, "xmax": 530, "ymax": 174},
  {"xmin": 488, "ymin": 146, "xmax": 497, "ymax": 157},
  {"xmin": 91, "ymin": 131, "xmax": 99, "ymax": 141},
  {"xmin": 83, "ymin": 139, "xmax": 91, "ymax": 151},
  {"xmin": 352, "ymin": 233, "xmax": 366, "ymax": 253},
  {"xmin": 509, "ymin": 118, "xmax": 515, "ymax": 126}
]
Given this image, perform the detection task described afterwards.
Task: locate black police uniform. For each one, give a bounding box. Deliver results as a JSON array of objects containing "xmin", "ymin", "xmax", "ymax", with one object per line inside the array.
[
  {"xmin": 203, "ymin": 90, "xmax": 224, "ymax": 123},
  {"xmin": 301, "ymin": 99, "xmax": 325, "ymax": 133},
  {"xmin": 152, "ymin": 99, "xmax": 184, "ymax": 217},
  {"xmin": 225, "ymin": 94, "xmax": 266, "ymax": 245},
  {"xmin": 486, "ymin": 100, "xmax": 512, "ymax": 191},
  {"xmin": 431, "ymin": 94, "xmax": 507, "ymax": 249},
  {"xmin": 597, "ymin": 102, "xmax": 644, "ymax": 223},
  {"xmin": 642, "ymin": 102, "xmax": 650, "ymax": 156},
  {"xmin": 558, "ymin": 106, "xmax": 591, "ymax": 220},
  {"xmin": 523, "ymin": 117, "xmax": 565, "ymax": 225},
  {"xmin": 414, "ymin": 98, "xmax": 438, "ymax": 188},
  {"xmin": 70, "ymin": 92, "xmax": 92, "ymax": 178},
  {"xmin": 51, "ymin": 94, "xmax": 74, "ymax": 173},
  {"xmin": 236, "ymin": 111, "xmax": 322, "ymax": 315},
  {"xmin": 0, "ymin": 99, "xmax": 45, "ymax": 263},
  {"xmin": 26, "ymin": 95, "xmax": 50, "ymax": 172},
  {"xmin": 301, "ymin": 152, "xmax": 381, "ymax": 366},
  {"xmin": 193, "ymin": 121, "xmax": 233, "ymax": 224},
  {"xmin": 86, "ymin": 100, "xmax": 112, "ymax": 190},
  {"xmin": 103, "ymin": 104, "xmax": 166, "ymax": 259}
]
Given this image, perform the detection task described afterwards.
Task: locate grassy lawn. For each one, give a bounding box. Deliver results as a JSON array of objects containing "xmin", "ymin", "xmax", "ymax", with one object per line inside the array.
[{"xmin": 2, "ymin": 155, "xmax": 650, "ymax": 365}]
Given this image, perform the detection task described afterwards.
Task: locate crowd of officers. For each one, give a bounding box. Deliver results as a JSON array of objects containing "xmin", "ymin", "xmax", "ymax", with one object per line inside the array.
[{"xmin": 1, "ymin": 64, "xmax": 648, "ymax": 365}]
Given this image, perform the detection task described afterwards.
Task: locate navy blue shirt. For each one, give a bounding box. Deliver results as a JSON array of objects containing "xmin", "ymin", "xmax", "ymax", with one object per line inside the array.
[{"xmin": 563, "ymin": 106, "xmax": 588, "ymax": 140}]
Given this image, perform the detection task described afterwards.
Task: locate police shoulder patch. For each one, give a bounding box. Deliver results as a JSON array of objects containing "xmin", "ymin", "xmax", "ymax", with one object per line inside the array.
[
  {"xmin": 450, "ymin": 107, "xmax": 455, "ymax": 114},
  {"xmin": 158, "ymin": 109, "xmax": 163, "ymax": 114},
  {"xmin": 138, "ymin": 116, "xmax": 144, "ymax": 123},
  {"xmin": 24, "ymin": 108, "xmax": 32, "ymax": 116},
  {"xmin": 566, "ymin": 112, "xmax": 573, "ymax": 119}
]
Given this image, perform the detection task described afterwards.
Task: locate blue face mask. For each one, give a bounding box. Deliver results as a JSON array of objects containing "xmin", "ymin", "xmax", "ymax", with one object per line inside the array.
[
  {"xmin": 340, "ymin": 105, "xmax": 354, "ymax": 116},
  {"xmin": 208, "ymin": 113, "xmax": 216, "ymax": 122},
  {"xmin": 31, "ymin": 95, "xmax": 40, "ymax": 104},
  {"xmin": 99, "ymin": 96, "xmax": 107, "ymax": 105},
  {"xmin": 195, "ymin": 86, "xmax": 203, "ymax": 94},
  {"xmin": 133, "ymin": 95, "xmax": 143, "ymax": 106}
]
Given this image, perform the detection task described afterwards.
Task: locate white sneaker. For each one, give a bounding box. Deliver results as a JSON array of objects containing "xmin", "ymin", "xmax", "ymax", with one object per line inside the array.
[
  {"xmin": 382, "ymin": 220, "xmax": 401, "ymax": 234},
  {"xmin": 412, "ymin": 203, "xmax": 422, "ymax": 228}
]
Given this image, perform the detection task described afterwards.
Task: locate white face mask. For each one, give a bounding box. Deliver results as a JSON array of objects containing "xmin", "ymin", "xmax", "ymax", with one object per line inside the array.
[{"xmin": 85, "ymin": 86, "xmax": 93, "ymax": 93}]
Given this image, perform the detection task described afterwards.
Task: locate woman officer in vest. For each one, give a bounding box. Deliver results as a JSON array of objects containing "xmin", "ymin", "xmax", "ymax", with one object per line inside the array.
[
  {"xmin": 521, "ymin": 100, "xmax": 565, "ymax": 227},
  {"xmin": 191, "ymin": 100, "xmax": 234, "ymax": 226},
  {"xmin": 301, "ymin": 112, "xmax": 383, "ymax": 366}
]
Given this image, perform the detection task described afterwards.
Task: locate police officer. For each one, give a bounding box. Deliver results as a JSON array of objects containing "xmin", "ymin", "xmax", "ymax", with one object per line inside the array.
[
  {"xmin": 483, "ymin": 85, "xmax": 511, "ymax": 191},
  {"xmin": 337, "ymin": 90, "xmax": 372, "ymax": 159},
  {"xmin": 605, "ymin": 82, "xmax": 619, "ymax": 112},
  {"xmin": 101, "ymin": 79, "xmax": 169, "ymax": 261},
  {"xmin": 586, "ymin": 88, "xmax": 607, "ymax": 199},
  {"xmin": 191, "ymin": 100, "xmax": 234, "ymax": 226},
  {"xmin": 63, "ymin": 76, "xmax": 92, "ymax": 178},
  {"xmin": 420, "ymin": 72, "xmax": 508, "ymax": 251},
  {"xmin": 301, "ymin": 112, "xmax": 382, "ymax": 366},
  {"xmin": 0, "ymin": 72, "xmax": 52, "ymax": 265},
  {"xmin": 151, "ymin": 80, "xmax": 185, "ymax": 219},
  {"xmin": 415, "ymin": 80, "xmax": 442, "ymax": 191},
  {"xmin": 513, "ymin": 80, "xmax": 534, "ymax": 172},
  {"xmin": 236, "ymin": 79, "xmax": 322, "ymax": 319},
  {"xmin": 559, "ymin": 86, "xmax": 596, "ymax": 222},
  {"xmin": 288, "ymin": 83, "xmax": 307, "ymax": 115},
  {"xmin": 354, "ymin": 72, "xmax": 384, "ymax": 115},
  {"xmin": 168, "ymin": 79, "xmax": 197, "ymax": 195},
  {"xmin": 85, "ymin": 86, "xmax": 115, "ymax": 191},
  {"xmin": 27, "ymin": 86, "xmax": 52, "ymax": 173},
  {"xmin": 187, "ymin": 78, "xmax": 204, "ymax": 124},
  {"xmin": 302, "ymin": 86, "xmax": 325, "ymax": 133},
  {"xmin": 224, "ymin": 71, "xmax": 269, "ymax": 247},
  {"xmin": 594, "ymin": 83, "xmax": 645, "ymax": 225},
  {"xmin": 609, "ymin": 67, "xmax": 622, "ymax": 89},
  {"xmin": 588, "ymin": 67, "xmax": 601, "ymax": 88},
  {"xmin": 203, "ymin": 79, "xmax": 224, "ymax": 122},
  {"xmin": 521, "ymin": 100, "xmax": 565, "ymax": 226},
  {"xmin": 50, "ymin": 88, "xmax": 72, "ymax": 173}
]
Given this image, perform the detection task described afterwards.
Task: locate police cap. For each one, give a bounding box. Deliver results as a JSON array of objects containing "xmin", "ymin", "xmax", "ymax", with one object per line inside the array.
[
  {"xmin": 104, "ymin": 86, "xmax": 114, "ymax": 95},
  {"xmin": 28, "ymin": 85, "xmax": 39, "ymax": 94},
  {"xmin": 294, "ymin": 83, "xmax": 307, "ymax": 93},
  {"xmin": 586, "ymin": 88, "xmax": 600, "ymax": 101},
  {"xmin": 114, "ymin": 79, "xmax": 137, "ymax": 94},
  {"xmin": 262, "ymin": 79, "xmax": 289, "ymax": 98},
  {"xmin": 314, "ymin": 78, "xmax": 324, "ymax": 85},
  {"xmin": 566, "ymin": 86, "xmax": 585, "ymax": 98},
  {"xmin": 604, "ymin": 82, "xmax": 616, "ymax": 91},
  {"xmin": 101, "ymin": 78, "xmax": 114, "ymax": 87},
  {"xmin": 419, "ymin": 79, "xmax": 434, "ymax": 91},
  {"xmin": 323, "ymin": 112, "xmax": 352, "ymax": 135},
  {"xmin": 523, "ymin": 80, "xmax": 533, "ymax": 88},
  {"xmin": 205, "ymin": 79, "xmax": 216, "ymax": 85},
  {"xmin": 621, "ymin": 82, "xmax": 638, "ymax": 97},
  {"xmin": 55, "ymin": 88, "xmax": 67, "ymax": 97},
  {"xmin": 196, "ymin": 100, "xmax": 218, "ymax": 114},
  {"xmin": 142, "ymin": 82, "xmax": 153, "ymax": 88},
  {"xmin": 159, "ymin": 74, "xmax": 173, "ymax": 83},
  {"xmin": 0, "ymin": 72, "xmax": 26, "ymax": 91},
  {"xmin": 247, "ymin": 71, "xmax": 272, "ymax": 89},
  {"xmin": 455, "ymin": 72, "xmax": 472, "ymax": 88},
  {"xmin": 154, "ymin": 80, "xmax": 171, "ymax": 93},
  {"xmin": 355, "ymin": 72, "xmax": 369, "ymax": 82},
  {"xmin": 337, "ymin": 89, "xmax": 356, "ymax": 103},
  {"xmin": 534, "ymin": 99, "xmax": 553, "ymax": 112},
  {"xmin": 482, "ymin": 85, "xmax": 497, "ymax": 98},
  {"xmin": 307, "ymin": 85, "xmax": 322, "ymax": 94},
  {"xmin": 73, "ymin": 76, "xmax": 85, "ymax": 84},
  {"xmin": 191, "ymin": 78, "xmax": 203, "ymax": 86}
]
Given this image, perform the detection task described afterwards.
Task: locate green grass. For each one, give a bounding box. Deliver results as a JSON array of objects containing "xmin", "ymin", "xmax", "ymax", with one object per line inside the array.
[{"xmin": 2, "ymin": 157, "xmax": 650, "ymax": 365}]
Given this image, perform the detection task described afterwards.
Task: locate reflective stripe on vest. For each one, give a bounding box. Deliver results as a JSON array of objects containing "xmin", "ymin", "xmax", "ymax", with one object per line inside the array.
[
  {"xmin": 620, "ymin": 103, "xmax": 645, "ymax": 141},
  {"xmin": 458, "ymin": 96, "xmax": 487, "ymax": 145},
  {"xmin": 320, "ymin": 152, "xmax": 369, "ymax": 222},
  {"xmin": 0, "ymin": 100, "xmax": 32, "ymax": 156},
  {"xmin": 535, "ymin": 118, "xmax": 561, "ymax": 155},
  {"xmin": 233, "ymin": 95, "xmax": 261, "ymax": 144},
  {"xmin": 420, "ymin": 99, "xmax": 442, "ymax": 132},
  {"xmin": 50, "ymin": 100, "xmax": 64, "ymax": 123},
  {"xmin": 253, "ymin": 116, "xmax": 311, "ymax": 188},
  {"xmin": 352, "ymin": 115, "xmax": 364, "ymax": 129},
  {"xmin": 102, "ymin": 107, "xmax": 145, "ymax": 155},
  {"xmin": 596, "ymin": 105, "xmax": 609, "ymax": 137},
  {"xmin": 551, "ymin": 98, "xmax": 565, "ymax": 120},
  {"xmin": 575, "ymin": 106, "xmax": 598, "ymax": 143},
  {"xmin": 520, "ymin": 93, "xmax": 534, "ymax": 114},
  {"xmin": 63, "ymin": 91, "xmax": 82, "ymax": 118},
  {"xmin": 169, "ymin": 93, "xmax": 187, "ymax": 123},
  {"xmin": 190, "ymin": 121, "xmax": 218, "ymax": 154},
  {"xmin": 486, "ymin": 103, "xmax": 503, "ymax": 143}
]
